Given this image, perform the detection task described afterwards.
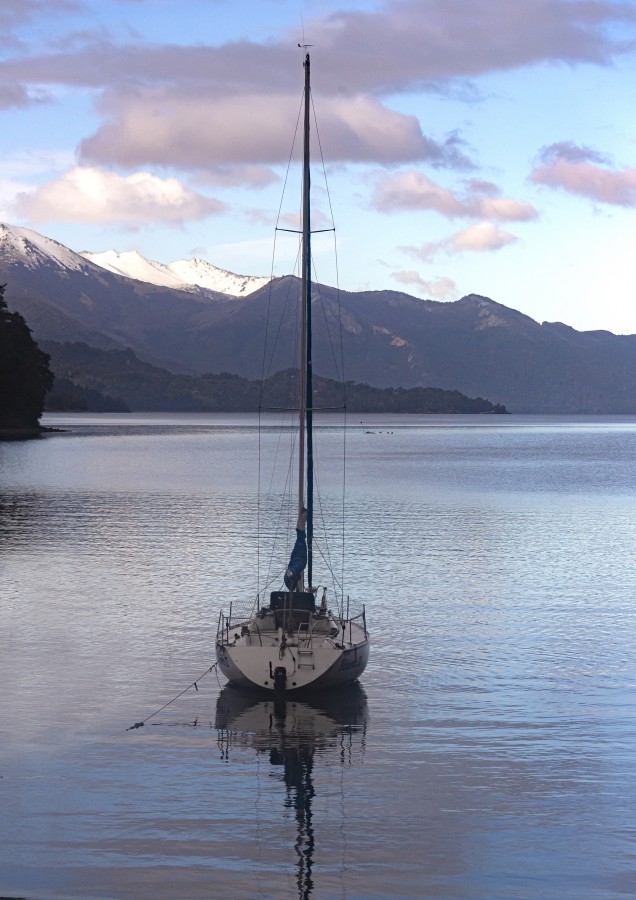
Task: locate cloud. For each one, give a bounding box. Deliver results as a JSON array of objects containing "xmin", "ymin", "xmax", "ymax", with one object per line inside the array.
[
  {"xmin": 0, "ymin": 84, "xmax": 50, "ymax": 109},
  {"xmin": 5, "ymin": 0, "xmax": 633, "ymax": 92},
  {"xmin": 535, "ymin": 141, "xmax": 612, "ymax": 166},
  {"xmin": 13, "ymin": 166, "xmax": 226, "ymax": 225},
  {"xmin": 301, "ymin": 0, "xmax": 636, "ymax": 90},
  {"xmin": 451, "ymin": 221, "xmax": 519, "ymax": 252},
  {"xmin": 391, "ymin": 270, "xmax": 456, "ymax": 300},
  {"xmin": 0, "ymin": 0, "xmax": 76, "ymax": 29},
  {"xmin": 372, "ymin": 170, "xmax": 537, "ymax": 220},
  {"xmin": 0, "ymin": 0, "xmax": 632, "ymax": 171},
  {"xmin": 77, "ymin": 89, "xmax": 471, "ymax": 170},
  {"xmin": 278, "ymin": 207, "xmax": 333, "ymax": 230},
  {"xmin": 530, "ymin": 142, "xmax": 636, "ymax": 206},
  {"xmin": 194, "ymin": 166, "xmax": 279, "ymax": 189},
  {"xmin": 0, "ymin": 0, "xmax": 79, "ymax": 51},
  {"xmin": 403, "ymin": 221, "xmax": 520, "ymax": 261}
]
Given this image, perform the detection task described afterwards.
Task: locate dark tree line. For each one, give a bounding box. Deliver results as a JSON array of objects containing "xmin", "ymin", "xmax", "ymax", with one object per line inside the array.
[
  {"xmin": 0, "ymin": 284, "xmax": 54, "ymax": 432},
  {"xmin": 44, "ymin": 340, "xmax": 507, "ymax": 414}
]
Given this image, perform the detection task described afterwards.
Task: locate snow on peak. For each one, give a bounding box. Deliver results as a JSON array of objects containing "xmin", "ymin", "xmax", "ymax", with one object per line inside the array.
[
  {"xmin": 0, "ymin": 223, "xmax": 87, "ymax": 272},
  {"xmin": 80, "ymin": 249, "xmax": 186, "ymax": 290},
  {"xmin": 81, "ymin": 248, "xmax": 270, "ymax": 297},
  {"xmin": 0, "ymin": 222, "xmax": 271, "ymax": 298}
]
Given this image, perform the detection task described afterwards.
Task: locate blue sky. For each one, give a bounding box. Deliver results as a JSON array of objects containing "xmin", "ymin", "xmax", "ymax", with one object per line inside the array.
[{"xmin": 2, "ymin": 0, "xmax": 636, "ymax": 333}]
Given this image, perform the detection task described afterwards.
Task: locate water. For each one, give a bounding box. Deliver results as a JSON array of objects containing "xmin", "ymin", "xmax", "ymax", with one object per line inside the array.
[{"xmin": 2, "ymin": 412, "xmax": 636, "ymax": 899}]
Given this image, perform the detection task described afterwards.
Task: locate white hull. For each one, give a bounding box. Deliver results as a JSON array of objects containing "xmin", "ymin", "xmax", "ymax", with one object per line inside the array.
[{"xmin": 216, "ymin": 607, "xmax": 369, "ymax": 693}]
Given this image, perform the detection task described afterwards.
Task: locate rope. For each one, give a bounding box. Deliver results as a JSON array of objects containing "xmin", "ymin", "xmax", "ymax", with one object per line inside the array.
[
  {"xmin": 125, "ymin": 661, "xmax": 219, "ymax": 731},
  {"xmin": 311, "ymin": 88, "xmax": 348, "ymax": 616}
]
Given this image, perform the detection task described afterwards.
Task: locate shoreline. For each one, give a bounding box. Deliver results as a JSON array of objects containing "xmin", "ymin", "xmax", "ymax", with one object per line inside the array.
[{"xmin": 0, "ymin": 425, "xmax": 63, "ymax": 441}]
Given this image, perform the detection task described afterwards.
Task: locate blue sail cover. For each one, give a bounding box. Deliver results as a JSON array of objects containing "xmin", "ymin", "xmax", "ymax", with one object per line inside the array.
[{"xmin": 284, "ymin": 528, "xmax": 307, "ymax": 590}]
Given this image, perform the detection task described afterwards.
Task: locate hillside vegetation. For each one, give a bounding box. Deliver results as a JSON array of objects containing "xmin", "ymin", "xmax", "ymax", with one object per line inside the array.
[
  {"xmin": 0, "ymin": 285, "xmax": 53, "ymax": 436},
  {"xmin": 43, "ymin": 341, "xmax": 506, "ymax": 414}
]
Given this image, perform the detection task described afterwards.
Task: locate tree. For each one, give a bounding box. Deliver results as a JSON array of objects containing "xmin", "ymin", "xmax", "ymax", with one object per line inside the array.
[{"xmin": 0, "ymin": 284, "xmax": 54, "ymax": 431}]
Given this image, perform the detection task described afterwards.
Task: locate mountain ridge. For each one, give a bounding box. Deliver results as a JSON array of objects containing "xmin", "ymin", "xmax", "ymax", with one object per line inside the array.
[
  {"xmin": 43, "ymin": 340, "xmax": 506, "ymax": 414},
  {"xmin": 3, "ymin": 222, "xmax": 636, "ymax": 413},
  {"xmin": 80, "ymin": 248, "xmax": 270, "ymax": 297}
]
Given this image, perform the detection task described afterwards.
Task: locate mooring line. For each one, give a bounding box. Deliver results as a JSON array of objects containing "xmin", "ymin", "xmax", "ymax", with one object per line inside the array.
[{"xmin": 125, "ymin": 661, "xmax": 219, "ymax": 732}]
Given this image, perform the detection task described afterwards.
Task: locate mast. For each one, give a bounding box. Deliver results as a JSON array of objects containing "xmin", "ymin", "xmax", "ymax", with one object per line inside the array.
[{"xmin": 300, "ymin": 52, "xmax": 314, "ymax": 589}]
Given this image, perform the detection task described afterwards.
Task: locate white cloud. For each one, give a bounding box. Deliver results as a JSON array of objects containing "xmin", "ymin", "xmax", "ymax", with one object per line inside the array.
[
  {"xmin": 13, "ymin": 166, "xmax": 226, "ymax": 225},
  {"xmin": 78, "ymin": 90, "xmax": 470, "ymax": 170},
  {"xmin": 391, "ymin": 270, "xmax": 456, "ymax": 300},
  {"xmin": 403, "ymin": 221, "xmax": 520, "ymax": 261},
  {"xmin": 452, "ymin": 221, "xmax": 519, "ymax": 251},
  {"xmin": 2, "ymin": 0, "xmax": 633, "ymax": 173},
  {"xmin": 530, "ymin": 142, "xmax": 636, "ymax": 206},
  {"xmin": 373, "ymin": 170, "xmax": 537, "ymax": 220}
]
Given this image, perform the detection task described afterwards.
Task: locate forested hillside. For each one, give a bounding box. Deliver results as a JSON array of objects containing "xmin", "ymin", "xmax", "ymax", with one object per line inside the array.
[
  {"xmin": 0, "ymin": 285, "xmax": 53, "ymax": 436},
  {"xmin": 43, "ymin": 341, "xmax": 506, "ymax": 414}
]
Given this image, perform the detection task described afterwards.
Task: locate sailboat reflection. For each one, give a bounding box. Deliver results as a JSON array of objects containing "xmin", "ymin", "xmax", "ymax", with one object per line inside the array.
[{"xmin": 215, "ymin": 684, "xmax": 368, "ymax": 899}]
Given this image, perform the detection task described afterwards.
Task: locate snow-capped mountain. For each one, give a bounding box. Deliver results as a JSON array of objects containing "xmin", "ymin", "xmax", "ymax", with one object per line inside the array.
[
  {"xmin": 81, "ymin": 249, "xmax": 270, "ymax": 297},
  {"xmin": 0, "ymin": 223, "xmax": 90, "ymax": 273},
  {"xmin": 7, "ymin": 221, "xmax": 636, "ymax": 412},
  {"xmin": 0, "ymin": 220, "xmax": 277, "ymax": 368},
  {"xmin": 0, "ymin": 222, "xmax": 269, "ymax": 298}
]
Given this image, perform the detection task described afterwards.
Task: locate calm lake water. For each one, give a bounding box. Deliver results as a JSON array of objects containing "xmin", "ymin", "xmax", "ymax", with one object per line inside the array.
[{"xmin": 2, "ymin": 412, "xmax": 636, "ymax": 899}]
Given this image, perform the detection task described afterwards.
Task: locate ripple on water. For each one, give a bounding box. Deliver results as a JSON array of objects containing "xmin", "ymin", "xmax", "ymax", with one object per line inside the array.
[{"xmin": 2, "ymin": 414, "xmax": 636, "ymax": 899}]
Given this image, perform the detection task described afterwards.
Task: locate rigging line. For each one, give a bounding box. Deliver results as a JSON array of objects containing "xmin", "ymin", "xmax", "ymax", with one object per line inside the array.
[
  {"xmin": 308, "ymin": 114, "xmax": 341, "ymax": 382},
  {"xmin": 260, "ymin": 90, "xmax": 303, "ymax": 402},
  {"xmin": 265, "ymin": 449, "xmax": 296, "ymax": 589},
  {"xmin": 277, "ymin": 226, "xmax": 334, "ymax": 234},
  {"xmin": 315, "ymin": 104, "xmax": 346, "ymax": 408},
  {"xmin": 257, "ymin": 566, "xmax": 288, "ymax": 603},
  {"xmin": 311, "ymin": 90, "xmax": 336, "ymax": 229},
  {"xmin": 261, "ymin": 252, "xmax": 302, "ymax": 387},
  {"xmin": 262, "ymin": 409, "xmax": 298, "ymax": 588},
  {"xmin": 311, "ymin": 88, "xmax": 348, "ymax": 612},
  {"xmin": 260, "ymin": 243, "xmax": 275, "ymax": 404},
  {"xmin": 275, "ymin": 93, "xmax": 304, "ymax": 231},
  {"xmin": 311, "ymin": 451, "xmax": 337, "ymax": 583},
  {"xmin": 313, "ymin": 546, "xmax": 344, "ymax": 599},
  {"xmin": 308, "ymin": 90, "xmax": 344, "ymax": 384},
  {"xmin": 124, "ymin": 662, "xmax": 218, "ymax": 732},
  {"xmin": 311, "ymin": 261, "xmax": 343, "ymax": 384},
  {"xmin": 259, "ymin": 218, "xmax": 284, "ymax": 407},
  {"xmin": 312, "ymin": 537, "xmax": 344, "ymax": 595},
  {"xmin": 264, "ymin": 400, "xmax": 292, "ymax": 497},
  {"xmin": 260, "ymin": 266, "xmax": 300, "ymax": 587},
  {"xmin": 341, "ymin": 404, "xmax": 347, "ymax": 613},
  {"xmin": 307, "ymin": 280, "xmax": 347, "ymax": 606},
  {"xmin": 332, "ymin": 232, "xmax": 345, "ymax": 394},
  {"xmin": 310, "ymin": 418, "xmax": 343, "ymax": 592},
  {"xmin": 258, "ymin": 404, "xmax": 262, "ymax": 594}
]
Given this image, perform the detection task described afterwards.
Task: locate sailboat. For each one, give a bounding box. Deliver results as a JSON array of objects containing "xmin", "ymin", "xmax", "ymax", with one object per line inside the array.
[{"xmin": 215, "ymin": 53, "xmax": 370, "ymax": 694}]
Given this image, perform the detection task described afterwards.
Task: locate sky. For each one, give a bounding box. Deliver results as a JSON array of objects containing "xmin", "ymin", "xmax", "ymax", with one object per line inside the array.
[{"xmin": 2, "ymin": 0, "xmax": 636, "ymax": 334}]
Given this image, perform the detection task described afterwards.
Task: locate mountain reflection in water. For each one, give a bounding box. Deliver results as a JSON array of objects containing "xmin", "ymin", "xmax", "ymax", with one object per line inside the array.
[
  {"xmin": 214, "ymin": 685, "xmax": 368, "ymax": 899},
  {"xmin": 6, "ymin": 414, "xmax": 636, "ymax": 899}
]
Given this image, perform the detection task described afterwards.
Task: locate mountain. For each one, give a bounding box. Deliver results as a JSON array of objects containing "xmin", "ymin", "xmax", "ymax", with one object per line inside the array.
[
  {"xmin": 3, "ymin": 222, "xmax": 636, "ymax": 413},
  {"xmin": 80, "ymin": 249, "xmax": 270, "ymax": 297},
  {"xmin": 43, "ymin": 340, "xmax": 505, "ymax": 414},
  {"xmin": 0, "ymin": 223, "xmax": 250, "ymax": 372}
]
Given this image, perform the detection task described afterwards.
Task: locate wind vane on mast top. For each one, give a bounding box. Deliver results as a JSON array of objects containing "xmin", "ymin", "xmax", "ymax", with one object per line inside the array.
[{"xmin": 298, "ymin": 11, "xmax": 312, "ymax": 50}]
